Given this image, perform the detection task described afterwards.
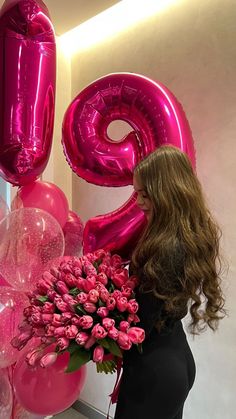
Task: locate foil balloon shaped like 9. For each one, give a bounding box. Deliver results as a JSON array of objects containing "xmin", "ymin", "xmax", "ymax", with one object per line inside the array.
[
  {"xmin": 62, "ymin": 73, "xmax": 195, "ymax": 260},
  {"xmin": 0, "ymin": 0, "xmax": 56, "ymax": 186}
]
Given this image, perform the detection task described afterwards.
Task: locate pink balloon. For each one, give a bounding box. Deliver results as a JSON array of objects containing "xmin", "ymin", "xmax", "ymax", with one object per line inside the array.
[
  {"xmin": 0, "ymin": 207, "xmax": 65, "ymax": 291},
  {"xmin": 62, "ymin": 73, "xmax": 195, "ymax": 259},
  {"xmin": 12, "ymin": 180, "xmax": 69, "ymax": 228},
  {"xmin": 63, "ymin": 210, "xmax": 84, "ymax": 256},
  {"xmin": 14, "ymin": 345, "xmax": 86, "ymax": 415},
  {"xmin": 0, "ymin": 0, "xmax": 56, "ymax": 186},
  {"xmin": 0, "ymin": 287, "xmax": 28, "ymax": 368},
  {"xmin": 0, "ymin": 272, "xmax": 10, "ymax": 287}
]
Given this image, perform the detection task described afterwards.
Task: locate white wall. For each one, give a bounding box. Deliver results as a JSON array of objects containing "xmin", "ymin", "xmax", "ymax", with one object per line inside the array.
[{"xmin": 52, "ymin": 0, "xmax": 236, "ymax": 417}]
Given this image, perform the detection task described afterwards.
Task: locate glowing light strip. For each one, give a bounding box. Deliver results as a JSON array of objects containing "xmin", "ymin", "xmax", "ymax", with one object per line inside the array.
[{"xmin": 59, "ymin": 0, "xmax": 179, "ymax": 57}]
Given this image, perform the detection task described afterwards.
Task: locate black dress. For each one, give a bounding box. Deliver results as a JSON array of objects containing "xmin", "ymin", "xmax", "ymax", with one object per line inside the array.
[{"xmin": 114, "ymin": 288, "xmax": 196, "ymax": 419}]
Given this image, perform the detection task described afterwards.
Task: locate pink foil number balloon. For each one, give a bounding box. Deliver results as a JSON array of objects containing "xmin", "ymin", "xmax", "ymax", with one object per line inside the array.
[
  {"xmin": 0, "ymin": 287, "xmax": 28, "ymax": 368},
  {"xmin": 14, "ymin": 346, "xmax": 86, "ymax": 415},
  {"xmin": 62, "ymin": 73, "xmax": 195, "ymax": 259},
  {"xmin": 0, "ymin": 0, "xmax": 56, "ymax": 186},
  {"xmin": 63, "ymin": 210, "xmax": 84, "ymax": 256}
]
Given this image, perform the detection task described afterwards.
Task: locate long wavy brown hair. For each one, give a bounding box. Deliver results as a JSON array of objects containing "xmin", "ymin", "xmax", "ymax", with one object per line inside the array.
[{"xmin": 132, "ymin": 145, "xmax": 225, "ymax": 334}]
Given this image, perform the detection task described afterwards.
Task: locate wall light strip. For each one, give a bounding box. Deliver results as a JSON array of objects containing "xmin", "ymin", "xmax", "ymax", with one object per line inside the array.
[{"xmin": 59, "ymin": 0, "xmax": 179, "ymax": 57}]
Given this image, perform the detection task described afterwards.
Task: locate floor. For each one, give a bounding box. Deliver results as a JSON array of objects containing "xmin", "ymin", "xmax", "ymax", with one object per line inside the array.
[{"xmin": 53, "ymin": 408, "xmax": 88, "ymax": 419}]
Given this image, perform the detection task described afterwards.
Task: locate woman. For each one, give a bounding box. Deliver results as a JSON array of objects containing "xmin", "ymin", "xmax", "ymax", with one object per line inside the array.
[{"xmin": 114, "ymin": 145, "xmax": 225, "ymax": 419}]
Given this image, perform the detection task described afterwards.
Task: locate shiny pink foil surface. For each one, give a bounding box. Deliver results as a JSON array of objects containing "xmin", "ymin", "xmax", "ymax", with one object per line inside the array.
[
  {"xmin": 62, "ymin": 73, "xmax": 195, "ymax": 259},
  {"xmin": 0, "ymin": 0, "xmax": 56, "ymax": 186}
]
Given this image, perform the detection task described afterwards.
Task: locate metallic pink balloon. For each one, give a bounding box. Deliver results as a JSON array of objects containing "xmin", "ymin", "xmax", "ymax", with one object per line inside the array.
[
  {"xmin": 14, "ymin": 344, "xmax": 86, "ymax": 415},
  {"xmin": 63, "ymin": 210, "xmax": 84, "ymax": 256},
  {"xmin": 0, "ymin": 0, "xmax": 56, "ymax": 186},
  {"xmin": 62, "ymin": 73, "xmax": 195, "ymax": 259},
  {"xmin": 11, "ymin": 180, "xmax": 69, "ymax": 228}
]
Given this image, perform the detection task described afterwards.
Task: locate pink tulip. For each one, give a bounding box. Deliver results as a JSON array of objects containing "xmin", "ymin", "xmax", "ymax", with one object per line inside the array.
[
  {"xmin": 26, "ymin": 347, "xmax": 44, "ymax": 367},
  {"xmin": 116, "ymin": 296, "xmax": 128, "ymax": 312},
  {"xmin": 127, "ymin": 327, "xmax": 145, "ymax": 344},
  {"xmin": 108, "ymin": 326, "xmax": 119, "ymax": 341},
  {"xmin": 23, "ymin": 306, "xmax": 34, "ymax": 318},
  {"xmin": 102, "ymin": 318, "xmax": 115, "ymax": 330},
  {"xmin": 83, "ymin": 262, "xmax": 97, "ymax": 276},
  {"xmin": 11, "ymin": 330, "xmax": 33, "ymax": 350},
  {"xmin": 50, "ymin": 267, "xmax": 61, "ymax": 279},
  {"xmin": 78, "ymin": 315, "xmax": 93, "ymax": 329},
  {"xmin": 111, "ymin": 269, "xmax": 128, "ymax": 288},
  {"xmin": 88, "ymin": 289, "xmax": 99, "ymax": 303},
  {"xmin": 125, "ymin": 275, "xmax": 139, "ymax": 290},
  {"xmin": 83, "ymin": 275, "xmax": 97, "ymax": 293},
  {"xmin": 106, "ymin": 297, "xmax": 116, "ymax": 311},
  {"xmin": 56, "ymin": 280, "xmax": 69, "ymax": 295},
  {"xmin": 97, "ymin": 307, "xmax": 109, "ymax": 318},
  {"xmin": 127, "ymin": 299, "xmax": 139, "ymax": 314},
  {"xmin": 99, "ymin": 288, "xmax": 109, "ymax": 302},
  {"xmin": 91, "ymin": 324, "xmax": 107, "ymax": 339},
  {"xmin": 61, "ymin": 312, "xmax": 73, "ymax": 323},
  {"xmin": 76, "ymin": 292, "xmax": 88, "ymax": 304},
  {"xmin": 57, "ymin": 337, "xmax": 70, "ymax": 350},
  {"xmin": 117, "ymin": 331, "xmax": 132, "ymax": 350},
  {"xmin": 54, "ymin": 326, "xmax": 66, "ymax": 337},
  {"xmin": 41, "ymin": 313, "xmax": 53, "ymax": 324},
  {"xmin": 93, "ymin": 345, "xmax": 104, "ymax": 363},
  {"xmin": 73, "ymin": 267, "xmax": 83, "ymax": 279},
  {"xmin": 45, "ymin": 325, "xmax": 55, "ymax": 337},
  {"xmin": 127, "ymin": 313, "xmax": 140, "ymax": 324},
  {"xmin": 119, "ymin": 321, "xmax": 130, "ymax": 333},
  {"xmin": 98, "ymin": 263, "xmax": 108, "ymax": 274},
  {"xmin": 94, "ymin": 249, "xmax": 108, "ymax": 259},
  {"xmin": 75, "ymin": 331, "xmax": 89, "ymax": 346},
  {"xmin": 121, "ymin": 286, "xmax": 133, "ymax": 299},
  {"xmin": 54, "ymin": 297, "xmax": 69, "ymax": 312},
  {"xmin": 84, "ymin": 336, "xmax": 96, "ymax": 349},
  {"xmin": 111, "ymin": 254, "xmax": 122, "ymax": 268},
  {"xmin": 83, "ymin": 302, "xmax": 97, "ymax": 313},
  {"xmin": 39, "ymin": 352, "xmax": 58, "ymax": 368},
  {"xmin": 71, "ymin": 315, "xmax": 81, "ymax": 326},
  {"xmin": 31, "ymin": 311, "xmax": 42, "ymax": 325},
  {"xmin": 41, "ymin": 302, "xmax": 55, "ymax": 314},
  {"xmin": 96, "ymin": 272, "xmax": 108, "ymax": 286},
  {"xmin": 112, "ymin": 290, "xmax": 122, "ymax": 300},
  {"xmin": 47, "ymin": 289, "xmax": 58, "ymax": 301},
  {"xmin": 65, "ymin": 325, "xmax": 78, "ymax": 339},
  {"xmin": 52, "ymin": 313, "xmax": 62, "ymax": 327},
  {"xmin": 63, "ymin": 273, "xmax": 78, "ymax": 287}
]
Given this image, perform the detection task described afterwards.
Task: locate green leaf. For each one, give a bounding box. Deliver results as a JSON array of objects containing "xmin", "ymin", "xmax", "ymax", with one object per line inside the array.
[
  {"xmin": 98, "ymin": 338, "xmax": 122, "ymax": 358},
  {"xmin": 76, "ymin": 304, "xmax": 87, "ymax": 315},
  {"xmin": 68, "ymin": 341, "xmax": 80, "ymax": 354},
  {"xmin": 69, "ymin": 287, "xmax": 80, "ymax": 296},
  {"xmin": 108, "ymin": 340, "xmax": 123, "ymax": 357},
  {"xmin": 37, "ymin": 296, "xmax": 48, "ymax": 303},
  {"xmin": 66, "ymin": 348, "xmax": 91, "ymax": 373},
  {"xmin": 97, "ymin": 338, "xmax": 110, "ymax": 350},
  {"xmin": 98, "ymin": 299, "xmax": 105, "ymax": 307}
]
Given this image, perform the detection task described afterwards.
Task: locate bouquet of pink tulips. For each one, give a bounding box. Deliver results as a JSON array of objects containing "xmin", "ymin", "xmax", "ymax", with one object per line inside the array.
[{"xmin": 12, "ymin": 249, "xmax": 145, "ymax": 374}]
